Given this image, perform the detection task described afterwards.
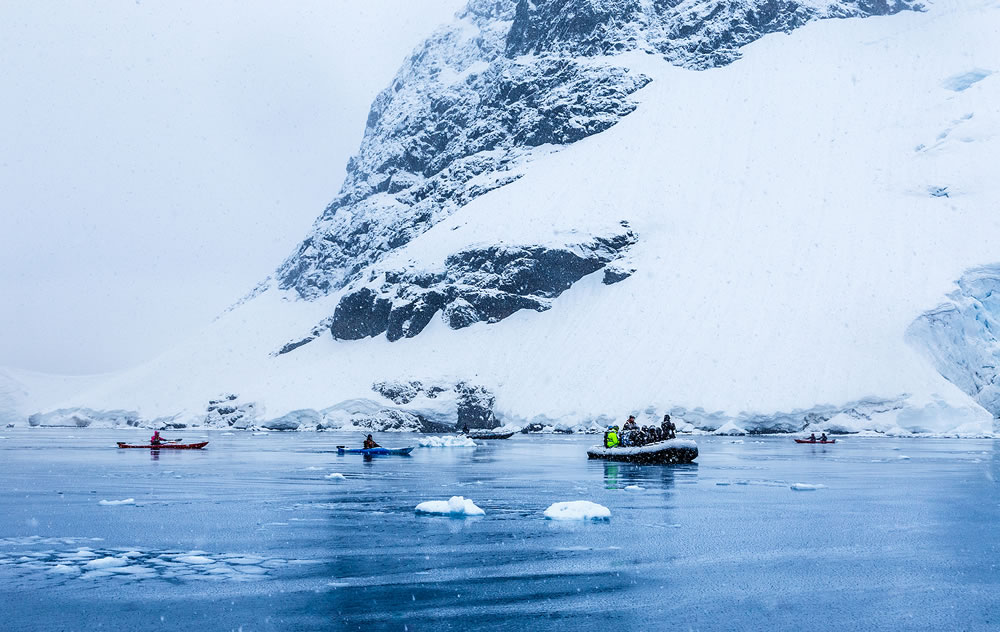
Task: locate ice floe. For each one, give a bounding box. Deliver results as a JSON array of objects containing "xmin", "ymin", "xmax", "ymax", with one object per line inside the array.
[
  {"xmin": 624, "ymin": 485, "xmax": 643, "ymax": 491},
  {"xmin": 790, "ymin": 483, "xmax": 826, "ymax": 491},
  {"xmin": 543, "ymin": 501, "xmax": 611, "ymax": 521},
  {"xmin": 414, "ymin": 496, "xmax": 485, "ymax": 516},
  {"xmin": 84, "ymin": 556, "xmax": 128, "ymax": 569},
  {"xmin": 98, "ymin": 498, "xmax": 135, "ymax": 506},
  {"xmin": 417, "ymin": 436, "xmax": 477, "ymax": 448},
  {"xmin": 325, "ymin": 472, "xmax": 347, "ymax": 480},
  {"xmin": 0, "ymin": 542, "xmax": 301, "ymax": 583}
]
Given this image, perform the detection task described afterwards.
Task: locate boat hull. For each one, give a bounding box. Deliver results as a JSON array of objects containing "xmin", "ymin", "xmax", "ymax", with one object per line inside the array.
[
  {"xmin": 465, "ymin": 432, "xmax": 516, "ymax": 440},
  {"xmin": 587, "ymin": 439, "xmax": 698, "ymax": 464},
  {"xmin": 117, "ymin": 441, "xmax": 208, "ymax": 450},
  {"xmin": 336, "ymin": 446, "xmax": 414, "ymax": 456}
]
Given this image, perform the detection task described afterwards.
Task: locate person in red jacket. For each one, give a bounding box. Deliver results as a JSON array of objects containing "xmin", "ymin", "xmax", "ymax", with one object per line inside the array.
[
  {"xmin": 363, "ymin": 434, "xmax": 380, "ymax": 449},
  {"xmin": 150, "ymin": 430, "xmax": 164, "ymax": 446}
]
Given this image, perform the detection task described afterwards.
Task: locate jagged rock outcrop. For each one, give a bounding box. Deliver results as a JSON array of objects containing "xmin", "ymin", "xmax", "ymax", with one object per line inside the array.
[
  {"xmin": 456, "ymin": 382, "xmax": 499, "ymax": 429},
  {"xmin": 204, "ymin": 394, "xmax": 260, "ymax": 428},
  {"xmin": 369, "ymin": 380, "xmax": 499, "ymax": 429},
  {"xmin": 270, "ymin": 0, "xmax": 919, "ymax": 355},
  {"xmin": 331, "ymin": 232, "xmax": 636, "ymax": 340},
  {"xmin": 506, "ymin": 0, "xmax": 921, "ymax": 69}
]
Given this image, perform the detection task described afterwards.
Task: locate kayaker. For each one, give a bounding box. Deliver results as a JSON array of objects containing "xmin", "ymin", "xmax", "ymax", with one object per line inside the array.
[
  {"xmin": 604, "ymin": 426, "xmax": 620, "ymax": 448},
  {"xmin": 150, "ymin": 430, "xmax": 164, "ymax": 446},
  {"xmin": 819, "ymin": 433, "xmax": 828, "ymax": 442},
  {"xmin": 662, "ymin": 414, "xmax": 676, "ymax": 440},
  {"xmin": 808, "ymin": 433, "xmax": 817, "ymax": 442},
  {"xmin": 363, "ymin": 434, "xmax": 380, "ymax": 449}
]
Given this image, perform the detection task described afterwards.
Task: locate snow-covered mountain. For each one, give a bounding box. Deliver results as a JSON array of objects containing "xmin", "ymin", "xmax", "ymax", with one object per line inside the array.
[{"xmin": 21, "ymin": 0, "xmax": 1000, "ymax": 435}]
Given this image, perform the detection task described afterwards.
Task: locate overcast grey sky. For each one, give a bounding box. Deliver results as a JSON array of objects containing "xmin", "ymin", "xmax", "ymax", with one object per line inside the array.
[{"xmin": 0, "ymin": 0, "xmax": 464, "ymax": 374}]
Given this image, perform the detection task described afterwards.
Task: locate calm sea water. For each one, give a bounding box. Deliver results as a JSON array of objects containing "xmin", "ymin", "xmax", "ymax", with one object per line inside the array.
[{"xmin": 0, "ymin": 429, "xmax": 997, "ymax": 631}]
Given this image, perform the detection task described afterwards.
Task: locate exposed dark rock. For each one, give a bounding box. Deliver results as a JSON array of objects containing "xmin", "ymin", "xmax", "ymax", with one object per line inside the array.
[
  {"xmin": 271, "ymin": 0, "xmax": 920, "ymax": 349},
  {"xmin": 602, "ymin": 265, "xmax": 634, "ymax": 284},
  {"xmin": 507, "ymin": 0, "xmax": 921, "ymax": 69},
  {"xmin": 353, "ymin": 409, "xmax": 425, "ymax": 432},
  {"xmin": 331, "ymin": 233, "xmax": 636, "ymax": 340},
  {"xmin": 442, "ymin": 298, "xmax": 481, "ymax": 329},
  {"xmin": 274, "ymin": 317, "xmax": 335, "ymax": 356},
  {"xmin": 456, "ymin": 382, "xmax": 498, "ymax": 429},
  {"xmin": 330, "ymin": 288, "xmax": 393, "ymax": 340},
  {"xmin": 372, "ymin": 380, "xmax": 425, "ymax": 405},
  {"xmin": 204, "ymin": 395, "xmax": 259, "ymax": 428}
]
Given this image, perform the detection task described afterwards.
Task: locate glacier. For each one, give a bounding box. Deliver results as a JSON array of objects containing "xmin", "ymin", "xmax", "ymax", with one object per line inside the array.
[{"xmin": 13, "ymin": 0, "xmax": 1000, "ymax": 436}]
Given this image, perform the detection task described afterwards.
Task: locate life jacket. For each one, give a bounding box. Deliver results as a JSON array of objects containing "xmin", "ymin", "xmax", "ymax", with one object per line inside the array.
[{"xmin": 607, "ymin": 430, "xmax": 619, "ymax": 448}]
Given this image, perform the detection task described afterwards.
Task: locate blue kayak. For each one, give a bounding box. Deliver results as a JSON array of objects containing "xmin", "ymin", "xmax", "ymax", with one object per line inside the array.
[{"xmin": 336, "ymin": 446, "xmax": 414, "ymax": 456}]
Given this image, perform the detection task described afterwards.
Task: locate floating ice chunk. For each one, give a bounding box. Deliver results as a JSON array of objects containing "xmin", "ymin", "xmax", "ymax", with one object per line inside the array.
[
  {"xmin": 417, "ymin": 436, "xmax": 477, "ymax": 447},
  {"xmin": 50, "ymin": 564, "xmax": 80, "ymax": 574},
  {"xmin": 624, "ymin": 485, "xmax": 643, "ymax": 491},
  {"xmin": 790, "ymin": 483, "xmax": 826, "ymax": 491},
  {"xmin": 84, "ymin": 556, "xmax": 128, "ymax": 569},
  {"xmin": 98, "ymin": 498, "xmax": 135, "ymax": 506},
  {"xmin": 544, "ymin": 501, "xmax": 611, "ymax": 521},
  {"xmin": 175, "ymin": 555, "xmax": 214, "ymax": 565},
  {"xmin": 897, "ymin": 455, "xmax": 911, "ymax": 460},
  {"xmin": 224, "ymin": 556, "xmax": 264, "ymax": 565},
  {"xmin": 325, "ymin": 473, "xmax": 347, "ymax": 480},
  {"xmin": 415, "ymin": 496, "xmax": 485, "ymax": 516},
  {"xmin": 234, "ymin": 565, "xmax": 268, "ymax": 574}
]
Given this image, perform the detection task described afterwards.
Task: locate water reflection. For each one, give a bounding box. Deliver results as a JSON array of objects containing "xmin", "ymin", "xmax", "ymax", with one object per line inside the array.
[{"xmin": 601, "ymin": 461, "xmax": 697, "ymax": 490}]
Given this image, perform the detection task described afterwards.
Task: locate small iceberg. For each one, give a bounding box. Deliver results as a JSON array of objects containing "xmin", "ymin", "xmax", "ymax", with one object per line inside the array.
[
  {"xmin": 790, "ymin": 483, "xmax": 826, "ymax": 491},
  {"xmin": 417, "ymin": 436, "xmax": 477, "ymax": 448},
  {"xmin": 50, "ymin": 564, "xmax": 80, "ymax": 574},
  {"xmin": 415, "ymin": 496, "xmax": 485, "ymax": 516},
  {"xmin": 84, "ymin": 556, "xmax": 128, "ymax": 569},
  {"xmin": 544, "ymin": 501, "xmax": 611, "ymax": 521},
  {"xmin": 325, "ymin": 473, "xmax": 347, "ymax": 480},
  {"xmin": 624, "ymin": 485, "xmax": 643, "ymax": 491},
  {"xmin": 98, "ymin": 498, "xmax": 135, "ymax": 506}
]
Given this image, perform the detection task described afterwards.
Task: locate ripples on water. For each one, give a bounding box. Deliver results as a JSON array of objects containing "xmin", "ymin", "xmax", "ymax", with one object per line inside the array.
[{"xmin": 0, "ymin": 429, "xmax": 997, "ymax": 631}]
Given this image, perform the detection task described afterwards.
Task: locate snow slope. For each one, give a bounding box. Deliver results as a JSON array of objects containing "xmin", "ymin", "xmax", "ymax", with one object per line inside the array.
[
  {"xmin": 35, "ymin": 0, "xmax": 1000, "ymax": 434},
  {"xmin": 0, "ymin": 367, "xmax": 107, "ymax": 426}
]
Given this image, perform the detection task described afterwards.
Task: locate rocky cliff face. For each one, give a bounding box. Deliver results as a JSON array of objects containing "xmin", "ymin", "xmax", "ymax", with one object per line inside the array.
[{"xmin": 272, "ymin": 0, "xmax": 919, "ymax": 353}]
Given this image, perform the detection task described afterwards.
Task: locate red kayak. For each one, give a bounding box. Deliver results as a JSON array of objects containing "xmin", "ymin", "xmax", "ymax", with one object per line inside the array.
[
  {"xmin": 794, "ymin": 439, "xmax": 836, "ymax": 444},
  {"xmin": 117, "ymin": 441, "xmax": 209, "ymax": 449}
]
